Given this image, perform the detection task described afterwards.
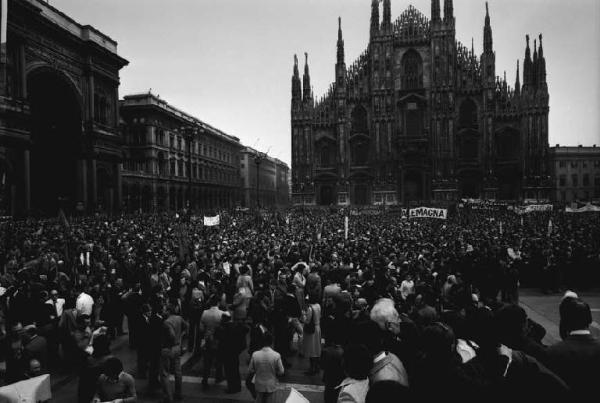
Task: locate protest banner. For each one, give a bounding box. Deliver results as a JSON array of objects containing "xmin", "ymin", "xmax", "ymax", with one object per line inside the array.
[
  {"xmin": 515, "ymin": 204, "xmax": 553, "ymax": 214},
  {"xmin": 565, "ymin": 203, "xmax": 600, "ymax": 213},
  {"xmin": 203, "ymin": 215, "xmax": 220, "ymax": 226},
  {"xmin": 409, "ymin": 207, "xmax": 448, "ymax": 220}
]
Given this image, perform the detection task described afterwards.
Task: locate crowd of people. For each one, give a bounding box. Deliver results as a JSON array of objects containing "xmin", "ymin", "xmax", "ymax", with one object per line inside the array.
[{"xmin": 0, "ymin": 205, "xmax": 598, "ymax": 402}]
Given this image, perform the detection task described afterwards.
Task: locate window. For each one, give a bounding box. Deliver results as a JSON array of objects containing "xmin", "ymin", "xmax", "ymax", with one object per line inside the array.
[
  {"xmin": 571, "ymin": 161, "xmax": 578, "ymax": 168},
  {"xmin": 458, "ymin": 99, "xmax": 478, "ymax": 129},
  {"xmin": 405, "ymin": 109, "xmax": 421, "ymax": 136},
  {"xmin": 170, "ymin": 159, "xmax": 175, "ymax": 175},
  {"xmin": 559, "ymin": 161, "xmax": 566, "ymax": 168},
  {"xmin": 351, "ymin": 106, "xmax": 368, "ymax": 134},
  {"xmin": 594, "ymin": 160, "xmax": 600, "ymax": 168},
  {"xmin": 402, "ymin": 49, "xmax": 423, "ymax": 90},
  {"xmin": 559, "ymin": 175, "xmax": 566, "ymax": 187},
  {"xmin": 170, "ymin": 135, "xmax": 175, "ymax": 148},
  {"xmin": 572, "ymin": 174, "xmax": 578, "ymax": 187},
  {"xmin": 583, "ymin": 161, "xmax": 588, "ymax": 168},
  {"xmin": 583, "ymin": 174, "xmax": 590, "ymax": 186}
]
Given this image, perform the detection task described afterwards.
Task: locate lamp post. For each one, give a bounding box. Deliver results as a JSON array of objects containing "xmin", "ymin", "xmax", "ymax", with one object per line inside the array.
[{"xmin": 254, "ymin": 151, "xmax": 266, "ymax": 209}]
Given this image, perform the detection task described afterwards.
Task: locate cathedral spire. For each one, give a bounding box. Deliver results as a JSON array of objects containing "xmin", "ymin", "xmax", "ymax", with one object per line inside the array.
[
  {"xmin": 303, "ymin": 52, "xmax": 312, "ymax": 103},
  {"xmin": 483, "ymin": 2, "xmax": 493, "ymax": 54},
  {"xmin": 337, "ymin": 17, "xmax": 345, "ymax": 65},
  {"xmin": 532, "ymin": 38, "xmax": 538, "ymax": 88},
  {"xmin": 370, "ymin": 0, "xmax": 380, "ymax": 38},
  {"xmin": 538, "ymin": 33, "xmax": 547, "ymax": 90},
  {"xmin": 443, "ymin": 0, "xmax": 454, "ymax": 23},
  {"xmin": 523, "ymin": 35, "xmax": 532, "ymax": 88},
  {"xmin": 515, "ymin": 59, "xmax": 521, "ymax": 96},
  {"xmin": 431, "ymin": 0, "xmax": 441, "ymax": 23},
  {"xmin": 292, "ymin": 54, "xmax": 302, "ymax": 102},
  {"xmin": 382, "ymin": 0, "xmax": 391, "ymax": 31}
]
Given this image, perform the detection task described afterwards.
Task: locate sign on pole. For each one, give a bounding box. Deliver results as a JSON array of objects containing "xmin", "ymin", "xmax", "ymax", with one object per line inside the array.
[{"xmin": 344, "ymin": 216, "xmax": 349, "ymax": 240}]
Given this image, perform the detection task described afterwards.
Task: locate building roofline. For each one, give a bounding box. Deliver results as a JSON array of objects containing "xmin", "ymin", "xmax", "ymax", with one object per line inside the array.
[
  {"xmin": 241, "ymin": 146, "xmax": 290, "ymax": 168},
  {"xmin": 120, "ymin": 92, "xmax": 241, "ymax": 145},
  {"xmin": 23, "ymin": 0, "xmax": 122, "ymax": 56}
]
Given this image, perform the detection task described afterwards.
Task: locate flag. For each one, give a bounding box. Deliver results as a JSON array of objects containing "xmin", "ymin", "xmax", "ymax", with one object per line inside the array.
[{"xmin": 344, "ymin": 216, "xmax": 349, "ymax": 240}]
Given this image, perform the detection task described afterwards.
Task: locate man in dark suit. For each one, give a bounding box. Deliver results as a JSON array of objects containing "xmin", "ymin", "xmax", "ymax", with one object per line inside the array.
[
  {"xmin": 136, "ymin": 304, "xmax": 152, "ymax": 379},
  {"xmin": 545, "ymin": 296, "xmax": 600, "ymax": 399}
]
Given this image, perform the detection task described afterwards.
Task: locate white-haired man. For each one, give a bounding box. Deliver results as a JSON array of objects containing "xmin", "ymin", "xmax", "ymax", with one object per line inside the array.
[{"xmin": 366, "ymin": 298, "xmax": 409, "ymax": 387}]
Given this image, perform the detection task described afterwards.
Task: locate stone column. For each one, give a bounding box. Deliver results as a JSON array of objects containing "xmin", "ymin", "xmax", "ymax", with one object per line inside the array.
[
  {"xmin": 10, "ymin": 184, "xmax": 16, "ymax": 216},
  {"xmin": 19, "ymin": 43, "xmax": 26, "ymax": 98},
  {"xmin": 116, "ymin": 163, "xmax": 122, "ymax": 212},
  {"xmin": 23, "ymin": 149, "xmax": 30, "ymax": 211},
  {"xmin": 89, "ymin": 159, "xmax": 97, "ymax": 211},
  {"xmin": 78, "ymin": 159, "xmax": 88, "ymax": 208},
  {"xmin": 399, "ymin": 169, "xmax": 405, "ymax": 205},
  {"xmin": 87, "ymin": 71, "xmax": 95, "ymax": 122},
  {"xmin": 152, "ymin": 182, "xmax": 157, "ymax": 213}
]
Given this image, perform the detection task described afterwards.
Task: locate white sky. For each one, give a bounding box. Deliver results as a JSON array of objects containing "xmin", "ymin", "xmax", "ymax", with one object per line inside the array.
[{"xmin": 51, "ymin": 0, "xmax": 600, "ymax": 165}]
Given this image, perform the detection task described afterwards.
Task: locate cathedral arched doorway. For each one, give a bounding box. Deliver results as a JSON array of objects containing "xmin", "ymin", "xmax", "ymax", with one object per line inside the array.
[
  {"xmin": 459, "ymin": 171, "xmax": 481, "ymax": 199},
  {"xmin": 319, "ymin": 185, "xmax": 335, "ymax": 206},
  {"xmin": 404, "ymin": 171, "xmax": 423, "ymax": 202},
  {"xmin": 497, "ymin": 166, "xmax": 520, "ymax": 201},
  {"xmin": 353, "ymin": 183, "xmax": 369, "ymax": 205},
  {"xmin": 27, "ymin": 68, "xmax": 82, "ymax": 214},
  {"xmin": 97, "ymin": 168, "xmax": 113, "ymax": 213}
]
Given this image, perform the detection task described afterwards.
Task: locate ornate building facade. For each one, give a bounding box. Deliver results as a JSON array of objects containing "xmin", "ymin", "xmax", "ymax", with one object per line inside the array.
[
  {"xmin": 240, "ymin": 147, "xmax": 290, "ymax": 208},
  {"xmin": 550, "ymin": 145, "xmax": 600, "ymax": 204},
  {"xmin": 120, "ymin": 93, "xmax": 243, "ymax": 212},
  {"xmin": 291, "ymin": 0, "xmax": 551, "ymax": 206},
  {"xmin": 0, "ymin": 0, "xmax": 128, "ymax": 216}
]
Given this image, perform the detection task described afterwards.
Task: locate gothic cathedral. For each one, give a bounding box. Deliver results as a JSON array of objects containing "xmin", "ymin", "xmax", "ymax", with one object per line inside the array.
[{"xmin": 290, "ymin": 0, "xmax": 551, "ymax": 206}]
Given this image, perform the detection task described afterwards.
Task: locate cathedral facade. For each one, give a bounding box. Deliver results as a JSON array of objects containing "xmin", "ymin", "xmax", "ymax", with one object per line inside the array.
[{"xmin": 291, "ymin": 0, "xmax": 551, "ymax": 206}]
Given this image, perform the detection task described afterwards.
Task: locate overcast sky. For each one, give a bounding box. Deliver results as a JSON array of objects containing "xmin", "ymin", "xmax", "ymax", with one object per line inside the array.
[{"xmin": 52, "ymin": 0, "xmax": 600, "ymax": 164}]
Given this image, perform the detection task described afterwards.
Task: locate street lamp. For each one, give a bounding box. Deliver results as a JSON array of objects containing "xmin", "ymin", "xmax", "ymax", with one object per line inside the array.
[{"xmin": 254, "ymin": 151, "xmax": 267, "ymax": 209}]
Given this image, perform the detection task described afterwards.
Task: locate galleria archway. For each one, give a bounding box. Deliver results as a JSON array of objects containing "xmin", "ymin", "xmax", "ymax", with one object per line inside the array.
[{"xmin": 27, "ymin": 69, "xmax": 81, "ymax": 214}]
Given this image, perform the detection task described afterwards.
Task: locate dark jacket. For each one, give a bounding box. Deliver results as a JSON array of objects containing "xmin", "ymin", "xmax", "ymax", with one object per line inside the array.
[
  {"xmin": 544, "ymin": 333, "xmax": 600, "ymax": 400},
  {"xmin": 462, "ymin": 348, "xmax": 568, "ymax": 402}
]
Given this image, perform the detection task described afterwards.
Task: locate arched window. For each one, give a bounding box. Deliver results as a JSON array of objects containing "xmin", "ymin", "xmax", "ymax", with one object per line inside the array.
[
  {"xmin": 402, "ymin": 50, "xmax": 423, "ymax": 90},
  {"xmin": 351, "ymin": 106, "xmax": 368, "ymax": 134},
  {"xmin": 460, "ymin": 138, "xmax": 479, "ymax": 160},
  {"xmin": 352, "ymin": 140, "xmax": 369, "ymax": 166},
  {"xmin": 320, "ymin": 145, "xmax": 330, "ymax": 167},
  {"xmin": 496, "ymin": 130, "xmax": 520, "ymax": 160},
  {"xmin": 405, "ymin": 108, "xmax": 421, "ymax": 137},
  {"xmin": 459, "ymin": 99, "xmax": 478, "ymax": 129},
  {"xmin": 157, "ymin": 152, "xmax": 166, "ymax": 176}
]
